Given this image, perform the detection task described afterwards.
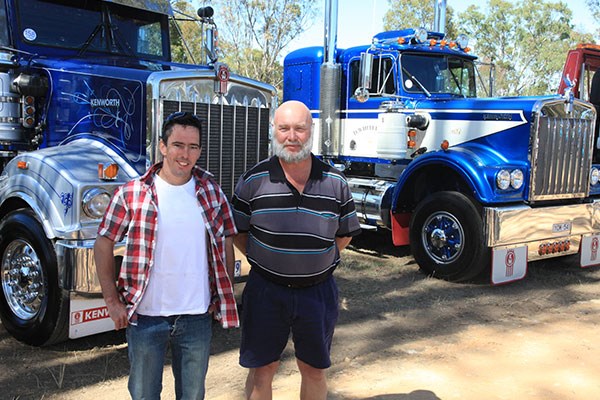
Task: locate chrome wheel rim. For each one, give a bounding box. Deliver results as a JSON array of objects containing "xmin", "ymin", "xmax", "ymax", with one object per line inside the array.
[
  {"xmin": 421, "ymin": 211, "xmax": 465, "ymax": 264},
  {"xmin": 1, "ymin": 239, "xmax": 45, "ymax": 320}
]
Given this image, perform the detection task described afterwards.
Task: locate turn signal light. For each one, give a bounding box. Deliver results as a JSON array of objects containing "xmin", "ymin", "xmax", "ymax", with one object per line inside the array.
[
  {"xmin": 441, "ymin": 140, "xmax": 449, "ymax": 151},
  {"xmin": 98, "ymin": 163, "xmax": 119, "ymax": 180}
]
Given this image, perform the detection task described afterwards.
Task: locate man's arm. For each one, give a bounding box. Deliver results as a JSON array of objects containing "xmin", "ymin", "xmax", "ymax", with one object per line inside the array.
[
  {"xmin": 94, "ymin": 235, "xmax": 128, "ymax": 330},
  {"xmin": 233, "ymin": 232, "xmax": 248, "ymax": 256},
  {"xmin": 225, "ymin": 235, "xmax": 235, "ymax": 287},
  {"xmin": 336, "ymin": 236, "xmax": 353, "ymax": 251}
]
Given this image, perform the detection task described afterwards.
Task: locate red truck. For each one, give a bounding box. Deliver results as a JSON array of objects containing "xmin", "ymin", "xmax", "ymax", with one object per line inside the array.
[{"xmin": 559, "ymin": 43, "xmax": 600, "ymax": 162}]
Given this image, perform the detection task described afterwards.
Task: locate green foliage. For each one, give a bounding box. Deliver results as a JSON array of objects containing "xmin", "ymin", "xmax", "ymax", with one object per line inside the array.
[
  {"xmin": 384, "ymin": 0, "xmax": 459, "ymax": 40},
  {"xmin": 459, "ymin": 0, "xmax": 589, "ymax": 96},
  {"xmin": 170, "ymin": 1, "xmax": 204, "ymax": 64},
  {"xmin": 211, "ymin": 0, "xmax": 317, "ymax": 93}
]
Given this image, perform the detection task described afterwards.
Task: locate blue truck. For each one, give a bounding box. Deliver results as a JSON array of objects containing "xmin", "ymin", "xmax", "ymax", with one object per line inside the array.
[
  {"xmin": 283, "ymin": 0, "xmax": 600, "ymax": 285},
  {"xmin": 0, "ymin": 0, "xmax": 275, "ymax": 345}
]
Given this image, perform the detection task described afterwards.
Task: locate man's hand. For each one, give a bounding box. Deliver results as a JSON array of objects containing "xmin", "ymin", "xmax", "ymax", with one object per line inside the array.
[{"xmin": 105, "ymin": 297, "xmax": 128, "ymax": 330}]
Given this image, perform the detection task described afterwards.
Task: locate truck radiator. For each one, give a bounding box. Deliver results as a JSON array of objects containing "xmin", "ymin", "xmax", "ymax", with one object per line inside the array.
[
  {"xmin": 529, "ymin": 101, "xmax": 595, "ymax": 201},
  {"xmin": 163, "ymin": 100, "xmax": 270, "ymax": 199}
]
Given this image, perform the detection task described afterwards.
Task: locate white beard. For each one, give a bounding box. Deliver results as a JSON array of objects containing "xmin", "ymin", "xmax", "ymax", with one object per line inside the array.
[{"xmin": 272, "ymin": 135, "xmax": 313, "ymax": 163}]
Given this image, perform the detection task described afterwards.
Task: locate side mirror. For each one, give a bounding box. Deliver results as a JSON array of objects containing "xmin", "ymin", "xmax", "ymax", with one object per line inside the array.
[{"xmin": 355, "ymin": 52, "xmax": 373, "ymax": 103}]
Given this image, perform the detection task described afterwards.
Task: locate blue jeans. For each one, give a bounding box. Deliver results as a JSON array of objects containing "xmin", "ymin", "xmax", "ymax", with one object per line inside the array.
[{"xmin": 126, "ymin": 313, "xmax": 212, "ymax": 400}]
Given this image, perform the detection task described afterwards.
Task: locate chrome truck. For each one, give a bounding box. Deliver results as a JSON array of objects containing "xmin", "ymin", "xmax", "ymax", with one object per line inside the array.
[
  {"xmin": 0, "ymin": 0, "xmax": 275, "ymax": 345},
  {"xmin": 283, "ymin": 0, "xmax": 600, "ymax": 284}
]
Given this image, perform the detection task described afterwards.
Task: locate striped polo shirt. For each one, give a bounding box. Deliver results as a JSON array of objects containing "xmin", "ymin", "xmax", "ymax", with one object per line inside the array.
[{"xmin": 232, "ymin": 155, "xmax": 361, "ymax": 287}]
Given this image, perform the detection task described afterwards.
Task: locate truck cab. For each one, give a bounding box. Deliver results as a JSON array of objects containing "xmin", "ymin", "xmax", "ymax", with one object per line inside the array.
[
  {"xmin": 559, "ymin": 43, "xmax": 600, "ymax": 162},
  {"xmin": 0, "ymin": 0, "xmax": 275, "ymax": 345},
  {"xmin": 284, "ymin": 23, "xmax": 600, "ymax": 285}
]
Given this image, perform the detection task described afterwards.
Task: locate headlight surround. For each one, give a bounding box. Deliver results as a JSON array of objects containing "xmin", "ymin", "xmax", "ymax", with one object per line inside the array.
[
  {"xmin": 591, "ymin": 167, "xmax": 600, "ymax": 186},
  {"xmin": 496, "ymin": 169, "xmax": 511, "ymax": 190},
  {"xmin": 82, "ymin": 188, "xmax": 111, "ymax": 219},
  {"xmin": 510, "ymin": 169, "xmax": 524, "ymax": 190}
]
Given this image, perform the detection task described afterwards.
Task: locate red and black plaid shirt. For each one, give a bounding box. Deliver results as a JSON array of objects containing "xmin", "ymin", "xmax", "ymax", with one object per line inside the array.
[{"xmin": 98, "ymin": 162, "xmax": 239, "ymax": 328}]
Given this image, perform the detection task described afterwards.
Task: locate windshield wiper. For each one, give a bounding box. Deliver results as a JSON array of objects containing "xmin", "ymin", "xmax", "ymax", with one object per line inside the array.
[
  {"xmin": 402, "ymin": 66, "xmax": 431, "ymax": 97},
  {"xmin": 78, "ymin": 4, "xmax": 134, "ymax": 57}
]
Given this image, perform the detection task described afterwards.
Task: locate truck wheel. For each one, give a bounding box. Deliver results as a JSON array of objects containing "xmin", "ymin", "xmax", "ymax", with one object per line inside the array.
[
  {"xmin": 410, "ymin": 191, "xmax": 489, "ymax": 282},
  {"xmin": 0, "ymin": 210, "xmax": 69, "ymax": 346}
]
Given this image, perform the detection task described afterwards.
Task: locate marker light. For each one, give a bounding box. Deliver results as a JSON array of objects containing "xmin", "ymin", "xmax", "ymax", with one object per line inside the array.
[
  {"xmin": 440, "ymin": 140, "xmax": 449, "ymax": 151},
  {"xmin": 496, "ymin": 169, "xmax": 511, "ymax": 190},
  {"xmin": 591, "ymin": 167, "xmax": 599, "ymax": 185}
]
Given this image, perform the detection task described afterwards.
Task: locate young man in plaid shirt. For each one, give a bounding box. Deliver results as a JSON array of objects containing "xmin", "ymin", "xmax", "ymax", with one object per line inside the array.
[{"xmin": 94, "ymin": 111, "xmax": 238, "ymax": 400}]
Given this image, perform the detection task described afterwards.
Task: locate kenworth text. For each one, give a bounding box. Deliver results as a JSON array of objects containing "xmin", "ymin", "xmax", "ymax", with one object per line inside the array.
[
  {"xmin": 283, "ymin": 0, "xmax": 600, "ymax": 285},
  {"xmin": 0, "ymin": 0, "xmax": 275, "ymax": 345}
]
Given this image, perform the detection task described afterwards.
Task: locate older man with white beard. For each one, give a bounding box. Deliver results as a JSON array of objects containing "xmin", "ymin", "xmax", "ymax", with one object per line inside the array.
[{"xmin": 232, "ymin": 100, "xmax": 361, "ymax": 400}]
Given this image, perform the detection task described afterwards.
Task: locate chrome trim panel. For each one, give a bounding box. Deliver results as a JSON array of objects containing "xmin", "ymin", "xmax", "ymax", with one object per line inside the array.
[
  {"xmin": 56, "ymin": 239, "xmax": 126, "ymax": 294},
  {"xmin": 484, "ymin": 200, "xmax": 600, "ymax": 247}
]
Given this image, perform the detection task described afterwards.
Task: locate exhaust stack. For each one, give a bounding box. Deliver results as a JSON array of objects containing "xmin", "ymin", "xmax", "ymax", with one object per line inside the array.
[
  {"xmin": 319, "ymin": 0, "xmax": 341, "ymax": 157},
  {"xmin": 433, "ymin": 0, "xmax": 447, "ymax": 34}
]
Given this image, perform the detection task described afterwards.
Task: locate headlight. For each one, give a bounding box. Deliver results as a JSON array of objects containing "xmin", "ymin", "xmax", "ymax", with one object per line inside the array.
[
  {"xmin": 510, "ymin": 169, "xmax": 524, "ymax": 189},
  {"xmin": 591, "ymin": 167, "xmax": 600, "ymax": 186},
  {"xmin": 82, "ymin": 188, "xmax": 111, "ymax": 219},
  {"xmin": 496, "ymin": 169, "xmax": 511, "ymax": 190}
]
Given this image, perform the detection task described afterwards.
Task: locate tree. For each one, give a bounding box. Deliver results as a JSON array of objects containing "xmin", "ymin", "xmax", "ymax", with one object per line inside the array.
[
  {"xmin": 383, "ymin": 0, "xmax": 459, "ymax": 40},
  {"xmin": 211, "ymin": 0, "xmax": 317, "ymax": 92},
  {"xmin": 170, "ymin": 1, "xmax": 203, "ymax": 64},
  {"xmin": 459, "ymin": 0, "xmax": 590, "ymax": 96}
]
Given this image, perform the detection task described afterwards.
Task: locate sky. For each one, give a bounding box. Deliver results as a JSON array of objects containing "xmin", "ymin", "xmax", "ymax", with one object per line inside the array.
[{"xmin": 284, "ymin": 0, "xmax": 598, "ymax": 53}]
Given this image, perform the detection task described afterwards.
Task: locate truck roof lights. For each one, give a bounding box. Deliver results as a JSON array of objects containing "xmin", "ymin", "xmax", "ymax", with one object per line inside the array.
[
  {"xmin": 456, "ymin": 34, "xmax": 469, "ymax": 50},
  {"xmin": 414, "ymin": 28, "xmax": 428, "ymax": 44}
]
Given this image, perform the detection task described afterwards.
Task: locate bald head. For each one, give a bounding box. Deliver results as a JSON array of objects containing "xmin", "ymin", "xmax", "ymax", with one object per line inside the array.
[
  {"xmin": 272, "ymin": 101, "xmax": 313, "ymax": 163},
  {"xmin": 274, "ymin": 100, "xmax": 313, "ymax": 127}
]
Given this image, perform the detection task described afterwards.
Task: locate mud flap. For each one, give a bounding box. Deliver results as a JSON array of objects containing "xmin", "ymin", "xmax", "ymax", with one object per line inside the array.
[
  {"xmin": 580, "ymin": 234, "xmax": 600, "ymax": 267},
  {"xmin": 491, "ymin": 246, "xmax": 528, "ymax": 285},
  {"xmin": 69, "ymin": 297, "xmax": 114, "ymax": 339}
]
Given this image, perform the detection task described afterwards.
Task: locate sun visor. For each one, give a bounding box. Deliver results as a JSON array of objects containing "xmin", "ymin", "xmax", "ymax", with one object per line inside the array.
[{"xmin": 104, "ymin": 0, "xmax": 173, "ymax": 15}]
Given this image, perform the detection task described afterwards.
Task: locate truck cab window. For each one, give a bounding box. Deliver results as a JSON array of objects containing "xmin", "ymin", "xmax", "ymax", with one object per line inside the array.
[
  {"xmin": 401, "ymin": 53, "xmax": 477, "ymax": 97},
  {"xmin": 0, "ymin": 0, "xmax": 8, "ymax": 46},
  {"xmin": 350, "ymin": 55, "xmax": 396, "ymax": 98},
  {"xmin": 15, "ymin": 0, "xmax": 168, "ymax": 59}
]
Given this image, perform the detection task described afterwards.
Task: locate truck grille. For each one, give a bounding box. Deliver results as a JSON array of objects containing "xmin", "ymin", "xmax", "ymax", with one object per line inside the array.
[
  {"xmin": 163, "ymin": 100, "xmax": 270, "ymax": 199},
  {"xmin": 529, "ymin": 100, "xmax": 595, "ymax": 201}
]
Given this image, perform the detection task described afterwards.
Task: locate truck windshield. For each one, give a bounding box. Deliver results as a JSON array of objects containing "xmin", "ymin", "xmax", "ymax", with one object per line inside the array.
[
  {"xmin": 15, "ymin": 0, "xmax": 168, "ymax": 60},
  {"xmin": 401, "ymin": 53, "xmax": 477, "ymax": 98}
]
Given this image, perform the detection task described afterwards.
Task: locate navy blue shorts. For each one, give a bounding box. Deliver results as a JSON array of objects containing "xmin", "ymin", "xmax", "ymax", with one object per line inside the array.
[{"xmin": 239, "ymin": 269, "xmax": 339, "ymax": 369}]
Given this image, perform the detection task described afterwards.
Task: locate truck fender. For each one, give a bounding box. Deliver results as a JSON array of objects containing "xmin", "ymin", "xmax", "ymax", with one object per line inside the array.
[
  {"xmin": 389, "ymin": 145, "xmax": 524, "ymax": 245},
  {"xmin": 0, "ymin": 175, "xmax": 62, "ymax": 240}
]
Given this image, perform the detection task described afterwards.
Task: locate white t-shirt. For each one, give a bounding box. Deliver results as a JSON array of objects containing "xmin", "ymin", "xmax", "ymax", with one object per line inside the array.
[{"xmin": 136, "ymin": 175, "xmax": 210, "ymax": 316}]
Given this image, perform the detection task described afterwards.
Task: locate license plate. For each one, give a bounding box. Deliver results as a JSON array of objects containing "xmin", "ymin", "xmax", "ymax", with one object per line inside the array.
[{"xmin": 552, "ymin": 222, "xmax": 572, "ymax": 233}]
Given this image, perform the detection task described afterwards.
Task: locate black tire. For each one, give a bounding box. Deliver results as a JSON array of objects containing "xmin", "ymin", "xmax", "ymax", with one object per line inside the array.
[
  {"xmin": 409, "ymin": 191, "xmax": 489, "ymax": 282},
  {"xmin": 0, "ymin": 210, "xmax": 69, "ymax": 346}
]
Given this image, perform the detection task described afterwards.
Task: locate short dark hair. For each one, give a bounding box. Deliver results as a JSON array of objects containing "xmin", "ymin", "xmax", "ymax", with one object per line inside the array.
[{"xmin": 161, "ymin": 112, "xmax": 203, "ymax": 144}]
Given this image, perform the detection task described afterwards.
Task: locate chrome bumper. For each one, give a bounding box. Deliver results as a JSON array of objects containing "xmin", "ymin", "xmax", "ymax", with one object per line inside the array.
[
  {"xmin": 484, "ymin": 199, "xmax": 600, "ymax": 261},
  {"xmin": 56, "ymin": 239, "xmax": 126, "ymax": 294}
]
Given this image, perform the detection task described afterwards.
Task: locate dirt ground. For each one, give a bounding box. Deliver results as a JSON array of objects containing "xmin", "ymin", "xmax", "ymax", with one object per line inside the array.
[{"xmin": 2, "ymin": 231, "xmax": 600, "ymax": 400}]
